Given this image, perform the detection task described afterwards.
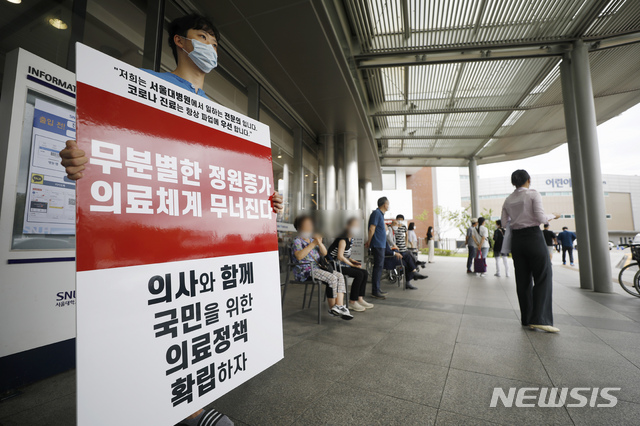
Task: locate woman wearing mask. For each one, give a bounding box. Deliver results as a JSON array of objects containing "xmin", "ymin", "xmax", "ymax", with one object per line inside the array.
[
  {"xmin": 328, "ymin": 218, "xmax": 374, "ymax": 312},
  {"xmin": 472, "ymin": 217, "xmax": 490, "ymax": 277},
  {"xmin": 292, "ymin": 215, "xmax": 353, "ymax": 320},
  {"xmin": 501, "ymin": 170, "xmax": 560, "ymax": 333},
  {"xmin": 426, "ymin": 226, "xmax": 435, "ymax": 263}
]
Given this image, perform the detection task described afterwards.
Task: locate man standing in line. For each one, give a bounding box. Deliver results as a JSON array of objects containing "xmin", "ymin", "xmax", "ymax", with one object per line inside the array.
[
  {"xmin": 557, "ymin": 227, "xmax": 577, "ymax": 266},
  {"xmin": 466, "ymin": 218, "xmax": 478, "ymax": 274},
  {"xmin": 542, "ymin": 224, "xmax": 557, "ymax": 261},
  {"xmin": 366, "ymin": 197, "xmax": 390, "ymax": 299}
]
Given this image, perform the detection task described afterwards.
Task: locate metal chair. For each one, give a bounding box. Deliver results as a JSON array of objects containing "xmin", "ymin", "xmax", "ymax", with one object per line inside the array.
[{"xmin": 281, "ymin": 260, "xmax": 324, "ymax": 324}]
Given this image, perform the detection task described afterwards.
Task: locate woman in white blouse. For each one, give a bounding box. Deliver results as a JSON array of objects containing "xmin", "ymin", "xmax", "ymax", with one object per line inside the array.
[{"xmin": 501, "ymin": 170, "xmax": 560, "ymax": 333}]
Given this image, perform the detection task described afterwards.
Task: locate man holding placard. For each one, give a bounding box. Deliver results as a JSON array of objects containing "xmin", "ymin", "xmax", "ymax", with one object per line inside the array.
[{"xmin": 61, "ymin": 14, "xmax": 283, "ymax": 426}]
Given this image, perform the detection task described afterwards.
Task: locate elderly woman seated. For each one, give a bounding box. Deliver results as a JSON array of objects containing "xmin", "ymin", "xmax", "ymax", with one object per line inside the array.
[{"xmin": 291, "ymin": 215, "xmax": 353, "ymax": 320}]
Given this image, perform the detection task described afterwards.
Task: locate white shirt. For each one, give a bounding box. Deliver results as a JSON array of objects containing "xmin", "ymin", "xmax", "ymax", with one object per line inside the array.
[
  {"xmin": 472, "ymin": 225, "xmax": 490, "ymax": 248},
  {"xmin": 407, "ymin": 230, "xmax": 418, "ymax": 248},
  {"xmin": 501, "ymin": 187, "xmax": 554, "ymax": 230}
]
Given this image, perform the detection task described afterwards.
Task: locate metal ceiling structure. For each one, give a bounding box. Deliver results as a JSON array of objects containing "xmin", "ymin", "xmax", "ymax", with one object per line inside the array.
[{"xmin": 338, "ymin": 0, "xmax": 640, "ymax": 167}]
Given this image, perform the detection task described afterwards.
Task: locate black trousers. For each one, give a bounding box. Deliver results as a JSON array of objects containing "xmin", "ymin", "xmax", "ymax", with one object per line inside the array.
[
  {"xmin": 562, "ymin": 246, "xmax": 574, "ymax": 264},
  {"xmin": 341, "ymin": 266, "xmax": 368, "ymax": 301},
  {"xmin": 511, "ymin": 227, "xmax": 554, "ymax": 326}
]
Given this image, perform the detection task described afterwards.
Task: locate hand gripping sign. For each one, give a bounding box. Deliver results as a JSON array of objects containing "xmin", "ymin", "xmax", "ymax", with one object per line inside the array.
[{"xmin": 75, "ymin": 44, "xmax": 283, "ymax": 426}]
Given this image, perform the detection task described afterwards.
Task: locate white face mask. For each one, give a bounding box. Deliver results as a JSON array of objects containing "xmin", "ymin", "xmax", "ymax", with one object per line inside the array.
[
  {"xmin": 181, "ymin": 37, "xmax": 218, "ymax": 73},
  {"xmin": 349, "ymin": 226, "xmax": 361, "ymax": 236},
  {"xmin": 299, "ymin": 232, "xmax": 312, "ymax": 240},
  {"xmin": 392, "ymin": 226, "xmax": 398, "ymax": 231}
]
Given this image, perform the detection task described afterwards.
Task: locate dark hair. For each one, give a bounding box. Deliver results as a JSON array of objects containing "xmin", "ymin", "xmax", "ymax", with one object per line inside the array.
[
  {"xmin": 168, "ymin": 14, "xmax": 219, "ymax": 63},
  {"xmin": 544, "ymin": 224, "xmax": 549, "ymax": 228},
  {"xmin": 396, "ymin": 214, "xmax": 404, "ymax": 220},
  {"xmin": 478, "ymin": 217, "xmax": 486, "ymax": 226},
  {"xmin": 377, "ymin": 197, "xmax": 388, "ymax": 207},
  {"xmin": 293, "ymin": 214, "xmax": 313, "ymax": 231},
  {"xmin": 428, "ymin": 226, "xmax": 433, "ymax": 233},
  {"xmin": 511, "ymin": 169, "xmax": 531, "ymax": 188},
  {"xmin": 408, "ymin": 222, "xmax": 415, "ymax": 230},
  {"xmin": 563, "ymin": 226, "xmax": 568, "ymax": 230},
  {"xmin": 496, "ymin": 219, "xmax": 502, "ymax": 226}
]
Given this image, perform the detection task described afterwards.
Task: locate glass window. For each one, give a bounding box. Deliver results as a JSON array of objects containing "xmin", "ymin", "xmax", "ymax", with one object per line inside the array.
[
  {"xmin": 271, "ymin": 141, "xmax": 294, "ymax": 224},
  {"xmin": 382, "ymin": 170, "xmax": 396, "ymax": 190},
  {"xmin": 83, "ymin": 0, "xmax": 146, "ymax": 69},
  {"xmin": 0, "ymin": 0, "xmax": 73, "ymax": 87}
]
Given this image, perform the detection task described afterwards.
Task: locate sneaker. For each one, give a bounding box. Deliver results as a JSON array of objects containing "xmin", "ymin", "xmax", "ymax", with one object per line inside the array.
[
  {"xmin": 378, "ymin": 290, "xmax": 388, "ymax": 295},
  {"xmin": 570, "ymin": 263, "xmax": 575, "ymax": 266},
  {"xmin": 466, "ymin": 270, "xmax": 473, "ymax": 274},
  {"xmin": 506, "ymin": 273, "xmax": 510, "ymax": 277},
  {"xmin": 494, "ymin": 273, "xmax": 501, "ymax": 277},
  {"xmin": 480, "ymin": 273, "xmax": 487, "ymax": 277},
  {"xmin": 348, "ymin": 301, "xmax": 366, "ymax": 312},
  {"xmin": 329, "ymin": 306, "xmax": 342, "ymax": 317},
  {"xmin": 337, "ymin": 305, "xmax": 354, "ymax": 320},
  {"xmin": 359, "ymin": 300, "xmax": 374, "ymax": 309},
  {"xmin": 563, "ymin": 262, "xmax": 566, "ymax": 265},
  {"xmin": 371, "ymin": 293, "xmax": 386, "ymax": 300}
]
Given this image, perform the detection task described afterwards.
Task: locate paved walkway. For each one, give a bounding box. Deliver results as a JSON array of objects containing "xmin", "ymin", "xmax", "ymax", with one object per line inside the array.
[{"xmin": 2, "ymin": 255, "xmax": 640, "ymax": 425}]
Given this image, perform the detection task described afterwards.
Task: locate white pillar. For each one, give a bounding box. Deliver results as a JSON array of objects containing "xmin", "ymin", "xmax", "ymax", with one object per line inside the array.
[
  {"xmin": 323, "ymin": 134, "xmax": 336, "ymax": 211},
  {"xmin": 343, "ymin": 133, "xmax": 359, "ymax": 211},
  {"xmin": 469, "ymin": 158, "xmax": 479, "ymax": 218},
  {"xmin": 571, "ymin": 40, "xmax": 613, "ymax": 293},
  {"xmin": 560, "ymin": 53, "xmax": 594, "ymax": 291}
]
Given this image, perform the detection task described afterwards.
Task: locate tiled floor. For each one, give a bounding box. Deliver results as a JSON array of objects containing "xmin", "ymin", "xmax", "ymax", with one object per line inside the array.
[{"xmin": 2, "ymin": 254, "xmax": 640, "ymax": 425}]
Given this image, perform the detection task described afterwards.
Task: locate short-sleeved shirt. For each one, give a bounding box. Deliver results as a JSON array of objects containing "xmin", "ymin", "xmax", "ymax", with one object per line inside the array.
[
  {"xmin": 466, "ymin": 226, "xmax": 475, "ymax": 246},
  {"xmin": 142, "ymin": 69, "xmax": 209, "ymax": 99},
  {"xmin": 291, "ymin": 237, "xmax": 320, "ymax": 281},
  {"xmin": 395, "ymin": 225, "xmax": 407, "ymax": 252},
  {"xmin": 473, "ymin": 225, "xmax": 490, "ymax": 248},
  {"xmin": 542, "ymin": 229, "xmax": 556, "ymax": 246},
  {"xmin": 328, "ymin": 233, "xmax": 352, "ymax": 260},
  {"xmin": 368, "ymin": 209, "xmax": 387, "ymax": 248}
]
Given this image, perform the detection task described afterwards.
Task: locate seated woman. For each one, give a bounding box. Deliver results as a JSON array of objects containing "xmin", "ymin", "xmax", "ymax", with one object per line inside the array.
[
  {"xmin": 327, "ymin": 217, "xmax": 374, "ymax": 312},
  {"xmin": 291, "ymin": 215, "xmax": 353, "ymax": 320}
]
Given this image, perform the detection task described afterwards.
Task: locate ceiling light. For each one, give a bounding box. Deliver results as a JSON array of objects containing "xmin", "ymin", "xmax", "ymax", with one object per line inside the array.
[
  {"xmin": 6, "ymin": 0, "xmax": 22, "ymax": 4},
  {"xmin": 305, "ymin": 174, "xmax": 308, "ymax": 177},
  {"xmin": 49, "ymin": 18, "xmax": 68, "ymax": 30}
]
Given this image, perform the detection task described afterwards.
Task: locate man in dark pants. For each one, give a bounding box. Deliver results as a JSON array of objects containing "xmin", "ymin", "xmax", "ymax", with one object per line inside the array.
[
  {"xmin": 366, "ymin": 197, "xmax": 390, "ymax": 299},
  {"xmin": 557, "ymin": 227, "xmax": 577, "ymax": 266}
]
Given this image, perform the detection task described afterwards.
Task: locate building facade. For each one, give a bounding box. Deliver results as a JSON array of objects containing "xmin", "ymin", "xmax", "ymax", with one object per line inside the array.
[{"xmin": 460, "ymin": 172, "xmax": 640, "ymax": 244}]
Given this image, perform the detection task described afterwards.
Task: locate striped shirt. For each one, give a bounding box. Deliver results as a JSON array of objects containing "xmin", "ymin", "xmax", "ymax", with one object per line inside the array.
[
  {"xmin": 395, "ymin": 225, "xmax": 407, "ymax": 252},
  {"xmin": 328, "ymin": 235, "xmax": 352, "ymax": 260}
]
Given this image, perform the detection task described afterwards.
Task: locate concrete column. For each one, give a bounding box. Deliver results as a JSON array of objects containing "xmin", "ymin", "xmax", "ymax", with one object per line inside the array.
[
  {"xmin": 317, "ymin": 137, "xmax": 326, "ymax": 211},
  {"xmin": 292, "ymin": 127, "xmax": 304, "ymax": 217},
  {"xmin": 364, "ymin": 180, "xmax": 373, "ymax": 215},
  {"xmin": 335, "ymin": 135, "xmax": 346, "ymax": 210},
  {"xmin": 571, "ymin": 40, "xmax": 613, "ymax": 293},
  {"xmin": 343, "ymin": 133, "xmax": 359, "ymax": 211},
  {"xmin": 469, "ymin": 157, "xmax": 479, "ymax": 218},
  {"xmin": 322, "ymin": 135, "xmax": 336, "ymax": 211},
  {"xmin": 560, "ymin": 53, "xmax": 594, "ymax": 291}
]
